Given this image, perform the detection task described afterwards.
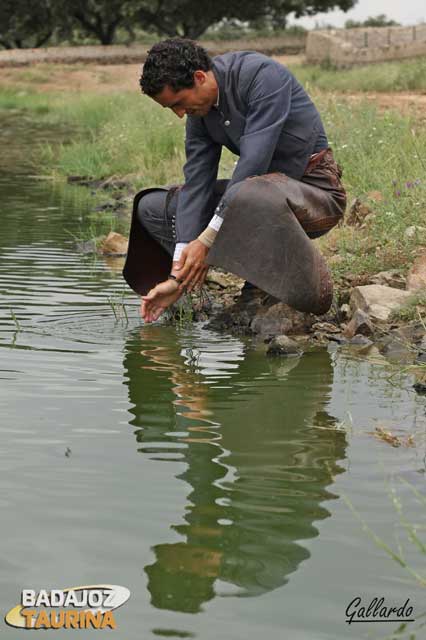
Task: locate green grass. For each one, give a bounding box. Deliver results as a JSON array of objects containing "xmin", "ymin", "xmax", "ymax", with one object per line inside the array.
[
  {"xmin": 0, "ymin": 88, "xmax": 53, "ymax": 113},
  {"xmin": 1, "ymin": 87, "xmax": 236, "ymax": 187},
  {"xmin": 313, "ymin": 94, "xmax": 426, "ymax": 279},
  {"xmin": 390, "ymin": 294, "xmax": 426, "ymax": 322},
  {"xmin": 289, "ymin": 56, "xmax": 426, "ymax": 93}
]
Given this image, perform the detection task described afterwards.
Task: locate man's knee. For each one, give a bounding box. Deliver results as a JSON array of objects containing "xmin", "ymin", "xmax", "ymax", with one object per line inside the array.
[
  {"xmin": 137, "ymin": 191, "xmax": 167, "ymax": 228},
  {"xmin": 221, "ymin": 176, "xmax": 279, "ymax": 214}
]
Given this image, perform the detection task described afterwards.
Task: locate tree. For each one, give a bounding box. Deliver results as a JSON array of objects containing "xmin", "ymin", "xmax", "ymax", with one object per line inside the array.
[
  {"xmin": 135, "ymin": 0, "xmax": 358, "ymax": 40},
  {"xmin": 63, "ymin": 0, "xmax": 137, "ymax": 45},
  {"xmin": 345, "ymin": 14, "xmax": 400, "ymax": 29},
  {"xmin": 0, "ymin": 0, "xmax": 55, "ymax": 49}
]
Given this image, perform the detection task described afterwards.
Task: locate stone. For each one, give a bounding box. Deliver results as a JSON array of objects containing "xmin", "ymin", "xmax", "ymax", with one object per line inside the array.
[
  {"xmin": 76, "ymin": 238, "xmax": 97, "ymax": 254},
  {"xmin": 413, "ymin": 382, "xmax": 426, "ymax": 395},
  {"xmin": 311, "ymin": 321, "xmax": 340, "ymax": 334},
  {"xmin": 100, "ymin": 232, "xmax": 128, "ymax": 256},
  {"xmin": 394, "ymin": 324, "xmax": 426, "ymax": 346},
  {"xmin": 406, "ymin": 253, "xmax": 426, "ymax": 292},
  {"xmin": 350, "ymin": 285, "xmax": 412, "ymax": 322},
  {"xmin": 346, "ymin": 198, "xmax": 375, "ymax": 226},
  {"xmin": 206, "ymin": 269, "xmax": 243, "ymax": 289},
  {"xmin": 405, "ymin": 225, "xmax": 426, "ymax": 239},
  {"xmin": 370, "ymin": 270, "xmax": 406, "ymax": 289},
  {"xmin": 251, "ymin": 302, "xmax": 315, "ymax": 338},
  {"xmin": 98, "ymin": 176, "xmax": 132, "ymax": 190},
  {"xmin": 343, "ymin": 309, "xmax": 374, "ymax": 338},
  {"xmin": 340, "ymin": 303, "xmax": 351, "ymax": 320},
  {"xmin": 266, "ymin": 335, "xmax": 302, "ymax": 357},
  {"xmin": 379, "ymin": 339, "xmax": 415, "ymax": 364},
  {"xmin": 349, "ymin": 335, "xmax": 373, "ymax": 347}
]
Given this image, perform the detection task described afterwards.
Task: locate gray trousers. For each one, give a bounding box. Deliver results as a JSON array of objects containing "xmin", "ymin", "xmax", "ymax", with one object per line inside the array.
[
  {"xmin": 136, "ymin": 149, "xmax": 346, "ymax": 258},
  {"xmin": 136, "ymin": 180, "xmax": 233, "ymax": 257}
]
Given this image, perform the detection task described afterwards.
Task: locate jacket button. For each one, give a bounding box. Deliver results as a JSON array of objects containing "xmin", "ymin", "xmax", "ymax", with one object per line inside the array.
[{"xmin": 224, "ymin": 120, "xmax": 230, "ymax": 126}]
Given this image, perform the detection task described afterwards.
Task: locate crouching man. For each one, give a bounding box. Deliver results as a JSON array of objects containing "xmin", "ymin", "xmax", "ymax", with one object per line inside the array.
[{"xmin": 122, "ymin": 38, "xmax": 346, "ymax": 322}]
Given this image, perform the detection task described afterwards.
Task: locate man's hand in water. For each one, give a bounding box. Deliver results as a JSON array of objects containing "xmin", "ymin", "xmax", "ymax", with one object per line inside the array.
[
  {"xmin": 174, "ymin": 240, "xmax": 209, "ymax": 292},
  {"xmin": 140, "ymin": 279, "xmax": 182, "ymax": 323}
]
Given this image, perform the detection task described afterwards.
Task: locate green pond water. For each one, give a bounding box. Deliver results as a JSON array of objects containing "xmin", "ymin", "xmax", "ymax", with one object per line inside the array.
[{"xmin": 1, "ymin": 111, "xmax": 426, "ymax": 639}]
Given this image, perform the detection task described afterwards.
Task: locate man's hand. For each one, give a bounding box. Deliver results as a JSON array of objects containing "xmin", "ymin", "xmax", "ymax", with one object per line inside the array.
[
  {"xmin": 140, "ymin": 279, "xmax": 182, "ymax": 323},
  {"xmin": 174, "ymin": 240, "xmax": 209, "ymax": 291}
]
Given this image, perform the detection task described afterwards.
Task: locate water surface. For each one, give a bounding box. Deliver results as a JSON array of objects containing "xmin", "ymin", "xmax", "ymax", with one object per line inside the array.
[{"xmin": 1, "ymin": 111, "xmax": 425, "ymax": 639}]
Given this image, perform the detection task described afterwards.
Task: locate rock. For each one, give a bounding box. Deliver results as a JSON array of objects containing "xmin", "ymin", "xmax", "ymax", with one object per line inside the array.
[
  {"xmin": 343, "ymin": 309, "xmax": 374, "ymax": 338},
  {"xmin": 349, "ymin": 335, "xmax": 373, "ymax": 347},
  {"xmin": 370, "ymin": 270, "xmax": 406, "ymax": 289},
  {"xmin": 98, "ymin": 176, "xmax": 132, "ymax": 190},
  {"xmin": 103, "ymin": 256, "xmax": 126, "ymax": 272},
  {"xmin": 350, "ymin": 285, "xmax": 412, "ymax": 322},
  {"xmin": 100, "ymin": 232, "xmax": 128, "ymax": 256},
  {"xmin": 311, "ymin": 321, "xmax": 340, "ymax": 334},
  {"xmin": 206, "ymin": 269, "xmax": 243, "ymax": 289},
  {"xmin": 340, "ymin": 303, "xmax": 351, "ymax": 320},
  {"xmin": 405, "ymin": 225, "xmax": 426, "ymax": 239},
  {"xmin": 266, "ymin": 335, "xmax": 302, "ymax": 357},
  {"xmin": 67, "ymin": 176, "xmax": 105, "ymax": 188},
  {"xmin": 413, "ymin": 382, "xmax": 426, "ymax": 395},
  {"xmin": 251, "ymin": 302, "xmax": 315, "ymax": 338},
  {"xmin": 94, "ymin": 202, "xmax": 115, "ymax": 212},
  {"xmin": 346, "ymin": 198, "xmax": 375, "ymax": 226},
  {"xmin": 416, "ymin": 352, "xmax": 426, "ymax": 364},
  {"xmin": 406, "ymin": 252, "xmax": 426, "ymax": 292},
  {"xmin": 208, "ymin": 295, "xmax": 315, "ymax": 338},
  {"xmin": 394, "ymin": 323, "xmax": 426, "ymax": 345},
  {"xmin": 76, "ymin": 238, "xmax": 97, "ymax": 254},
  {"xmin": 379, "ymin": 339, "xmax": 415, "ymax": 364}
]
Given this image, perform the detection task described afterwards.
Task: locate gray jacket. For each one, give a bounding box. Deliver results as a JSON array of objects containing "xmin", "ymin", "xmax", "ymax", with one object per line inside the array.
[{"xmin": 175, "ymin": 51, "xmax": 328, "ymax": 243}]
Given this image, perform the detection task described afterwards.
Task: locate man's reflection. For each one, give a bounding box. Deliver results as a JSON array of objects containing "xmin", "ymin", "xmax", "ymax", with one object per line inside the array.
[{"xmin": 124, "ymin": 326, "xmax": 347, "ymax": 613}]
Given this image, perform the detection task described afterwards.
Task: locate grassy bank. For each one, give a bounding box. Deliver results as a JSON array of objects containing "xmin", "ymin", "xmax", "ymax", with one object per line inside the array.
[
  {"xmin": 1, "ymin": 69, "xmax": 425, "ymax": 285},
  {"xmin": 291, "ymin": 57, "xmax": 426, "ymax": 93}
]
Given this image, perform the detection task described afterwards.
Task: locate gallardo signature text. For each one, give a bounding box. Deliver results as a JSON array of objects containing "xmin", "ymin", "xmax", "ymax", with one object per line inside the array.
[{"xmin": 346, "ymin": 597, "xmax": 414, "ymax": 624}]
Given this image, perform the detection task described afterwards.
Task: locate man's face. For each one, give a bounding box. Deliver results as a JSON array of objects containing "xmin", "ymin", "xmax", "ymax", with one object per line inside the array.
[{"xmin": 152, "ymin": 70, "xmax": 217, "ymax": 118}]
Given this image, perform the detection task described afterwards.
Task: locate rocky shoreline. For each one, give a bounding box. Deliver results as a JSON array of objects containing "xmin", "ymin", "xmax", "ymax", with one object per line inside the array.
[{"xmin": 73, "ymin": 175, "xmax": 426, "ymax": 395}]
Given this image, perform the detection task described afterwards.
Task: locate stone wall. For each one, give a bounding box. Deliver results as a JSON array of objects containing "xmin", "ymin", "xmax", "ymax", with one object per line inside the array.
[{"xmin": 306, "ymin": 24, "xmax": 426, "ymax": 67}]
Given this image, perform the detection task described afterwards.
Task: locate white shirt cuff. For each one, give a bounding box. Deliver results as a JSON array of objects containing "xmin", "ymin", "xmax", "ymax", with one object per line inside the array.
[
  {"xmin": 208, "ymin": 214, "xmax": 224, "ymax": 232},
  {"xmin": 173, "ymin": 242, "xmax": 188, "ymax": 262}
]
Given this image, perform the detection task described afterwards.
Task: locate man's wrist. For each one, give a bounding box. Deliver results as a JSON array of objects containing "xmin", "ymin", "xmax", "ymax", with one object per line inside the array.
[{"xmin": 198, "ymin": 227, "xmax": 217, "ymax": 248}]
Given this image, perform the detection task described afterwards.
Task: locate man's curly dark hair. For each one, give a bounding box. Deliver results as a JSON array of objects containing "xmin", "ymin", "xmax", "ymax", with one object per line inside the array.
[{"xmin": 140, "ymin": 38, "xmax": 212, "ymax": 96}]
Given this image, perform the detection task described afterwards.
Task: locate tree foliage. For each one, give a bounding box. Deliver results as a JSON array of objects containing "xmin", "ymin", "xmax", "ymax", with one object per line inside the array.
[
  {"xmin": 136, "ymin": 0, "xmax": 358, "ymax": 39},
  {"xmin": 0, "ymin": 0, "xmax": 55, "ymax": 49},
  {"xmin": 0, "ymin": 0, "xmax": 358, "ymax": 48},
  {"xmin": 345, "ymin": 14, "xmax": 400, "ymax": 29},
  {"xmin": 63, "ymin": 0, "xmax": 136, "ymax": 45}
]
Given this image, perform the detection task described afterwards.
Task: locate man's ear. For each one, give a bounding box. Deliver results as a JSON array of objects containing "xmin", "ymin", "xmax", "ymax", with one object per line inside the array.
[{"xmin": 193, "ymin": 70, "xmax": 207, "ymax": 85}]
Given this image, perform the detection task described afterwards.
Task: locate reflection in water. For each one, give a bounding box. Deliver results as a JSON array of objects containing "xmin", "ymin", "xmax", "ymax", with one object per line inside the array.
[{"xmin": 124, "ymin": 327, "xmax": 347, "ymax": 613}]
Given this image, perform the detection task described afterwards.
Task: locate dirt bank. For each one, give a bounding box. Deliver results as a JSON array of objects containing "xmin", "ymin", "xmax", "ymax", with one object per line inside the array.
[{"xmin": 0, "ymin": 37, "xmax": 305, "ymax": 68}]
